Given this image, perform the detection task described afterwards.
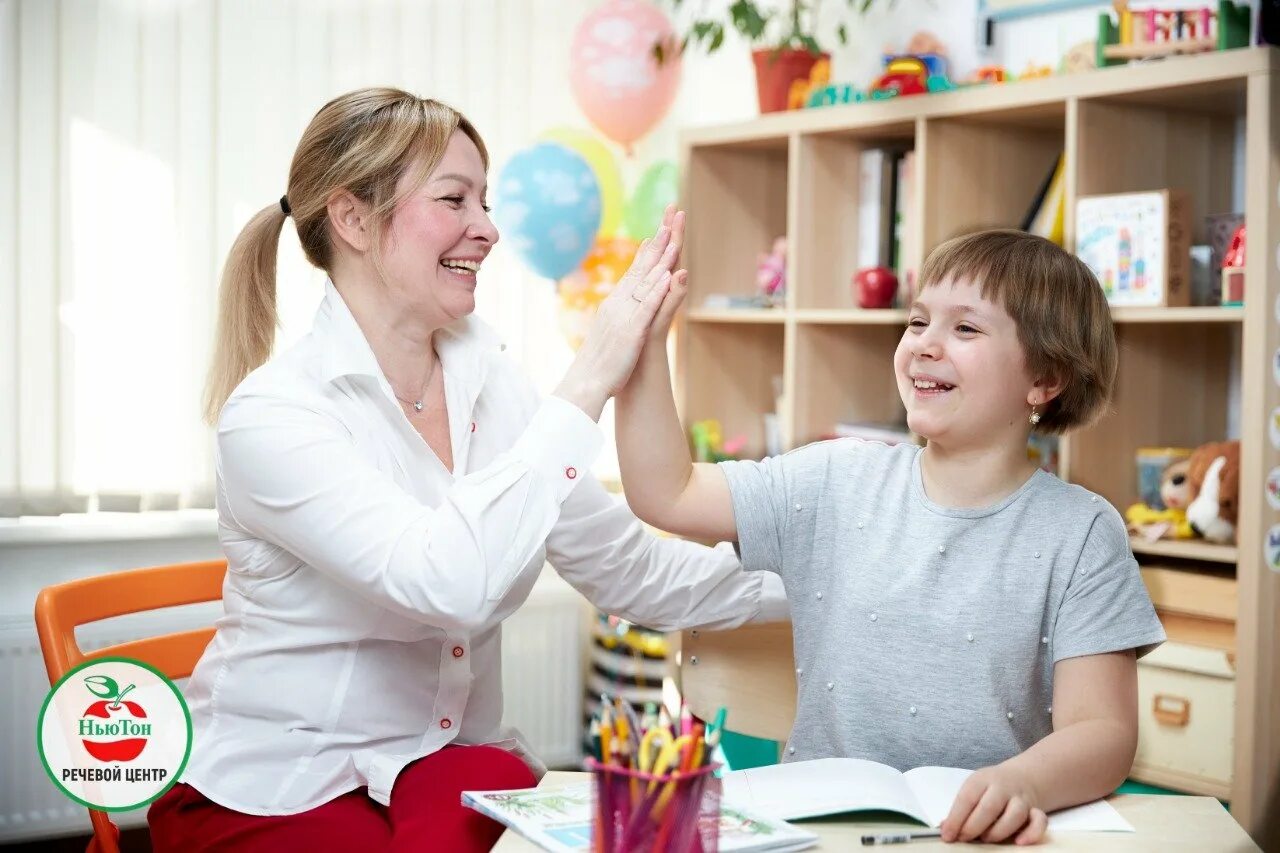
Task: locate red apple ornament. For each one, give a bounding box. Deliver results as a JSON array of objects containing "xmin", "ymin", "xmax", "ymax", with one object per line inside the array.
[{"xmin": 854, "ymin": 266, "xmax": 899, "ymax": 309}]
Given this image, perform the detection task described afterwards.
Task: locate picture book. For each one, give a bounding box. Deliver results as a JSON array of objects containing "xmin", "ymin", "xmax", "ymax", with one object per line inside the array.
[{"xmin": 721, "ymin": 758, "xmax": 1134, "ymax": 833}]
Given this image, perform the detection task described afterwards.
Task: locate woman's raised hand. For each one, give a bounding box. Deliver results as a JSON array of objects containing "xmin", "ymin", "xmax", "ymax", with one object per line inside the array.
[{"xmin": 553, "ymin": 210, "xmax": 685, "ymax": 419}]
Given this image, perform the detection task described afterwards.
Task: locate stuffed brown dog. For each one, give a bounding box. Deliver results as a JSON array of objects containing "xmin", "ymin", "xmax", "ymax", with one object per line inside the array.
[{"xmin": 1185, "ymin": 440, "xmax": 1240, "ymax": 544}]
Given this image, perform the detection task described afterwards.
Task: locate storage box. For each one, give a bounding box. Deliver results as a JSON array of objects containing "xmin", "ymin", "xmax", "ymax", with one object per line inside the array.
[
  {"xmin": 1075, "ymin": 190, "xmax": 1191, "ymax": 307},
  {"xmin": 1131, "ymin": 641, "xmax": 1234, "ymax": 799}
]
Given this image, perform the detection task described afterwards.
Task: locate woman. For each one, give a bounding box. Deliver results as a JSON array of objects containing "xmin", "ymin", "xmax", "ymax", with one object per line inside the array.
[{"xmin": 147, "ymin": 88, "xmax": 783, "ymax": 851}]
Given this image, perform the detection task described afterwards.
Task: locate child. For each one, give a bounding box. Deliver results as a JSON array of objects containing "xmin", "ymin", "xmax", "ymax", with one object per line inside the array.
[{"xmin": 617, "ymin": 225, "xmax": 1166, "ymax": 846}]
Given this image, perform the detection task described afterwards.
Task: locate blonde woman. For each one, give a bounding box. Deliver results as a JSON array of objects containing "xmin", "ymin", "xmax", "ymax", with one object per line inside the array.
[{"xmin": 148, "ymin": 88, "xmax": 783, "ymax": 851}]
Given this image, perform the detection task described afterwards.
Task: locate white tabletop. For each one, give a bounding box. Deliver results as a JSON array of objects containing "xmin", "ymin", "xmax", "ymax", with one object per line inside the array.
[{"xmin": 491, "ymin": 771, "xmax": 1261, "ymax": 852}]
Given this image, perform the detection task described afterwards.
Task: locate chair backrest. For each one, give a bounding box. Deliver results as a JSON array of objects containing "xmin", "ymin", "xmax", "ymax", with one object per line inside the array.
[
  {"xmin": 35, "ymin": 559, "xmax": 228, "ymax": 684},
  {"xmin": 33, "ymin": 559, "xmax": 227, "ymax": 853},
  {"xmin": 680, "ymin": 621, "xmax": 796, "ymax": 743}
]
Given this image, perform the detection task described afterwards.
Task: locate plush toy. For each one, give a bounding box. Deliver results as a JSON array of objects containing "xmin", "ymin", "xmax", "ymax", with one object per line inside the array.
[
  {"xmin": 1125, "ymin": 457, "xmax": 1195, "ymax": 540},
  {"xmin": 1185, "ymin": 440, "xmax": 1241, "ymax": 544},
  {"xmin": 756, "ymin": 237, "xmax": 787, "ymax": 306}
]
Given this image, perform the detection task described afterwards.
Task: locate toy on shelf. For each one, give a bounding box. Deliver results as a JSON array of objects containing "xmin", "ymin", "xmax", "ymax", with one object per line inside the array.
[
  {"xmin": 1185, "ymin": 440, "xmax": 1240, "ymax": 544},
  {"xmin": 1061, "ymin": 40, "xmax": 1098, "ymax": 75},
  {"xmin": 1126, "ymin": 447, "xmax": 1194, "ymax": 541},
  {"xmin": 967, "ymin": 65, "xmax": 1010, "ymax": 85},
  {"xmin": 867, "ymin": 31, "xmax": 951, "ymax": 100},
  {"xmin": 1221, "ymin": 223, "xmax": 1245, "ymax": 306},
  {"xmin": 1097, "ymin": 0, "xmax": 1251, "ymax": 67},
  {"xmin": 788, "ymin": 57, "xmax": 831, "ymax": 111},
  {"xmin": 1018, "ymin": 63, "xmax": 1054, "ymax": 80},
  {"xmin": 691, "ymin": 419, "xmax": 747, "ymax": 463},
  {"xmin": 756, "ymin": 236, "xmax": 787, "ymax": 307}
]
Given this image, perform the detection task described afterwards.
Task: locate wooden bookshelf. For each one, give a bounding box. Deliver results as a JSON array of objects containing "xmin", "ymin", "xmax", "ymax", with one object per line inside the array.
[{"xmin": 676, "ymin": 47, "xmax": 1280, "ymax": 839}]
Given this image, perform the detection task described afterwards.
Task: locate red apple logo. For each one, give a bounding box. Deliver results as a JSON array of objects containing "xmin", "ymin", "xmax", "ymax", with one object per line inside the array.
[{"xmin": 79, "ymin": 675, "xmax": 150, "ymax": 762}]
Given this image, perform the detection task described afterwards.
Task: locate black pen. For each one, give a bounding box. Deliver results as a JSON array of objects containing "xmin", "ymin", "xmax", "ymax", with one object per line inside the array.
[{"xmin": 861, "ymin": 830, "xmax": 944, "ymax": 845}]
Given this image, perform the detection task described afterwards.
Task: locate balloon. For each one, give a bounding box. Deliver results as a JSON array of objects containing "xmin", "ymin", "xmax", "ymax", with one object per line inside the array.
[
  {"xmin": 568, "ymin": 0, "xmax": 681, "ymax": 152},
  {"xmin": 557, "ymin": 237, "xmax": 640, "ymax": 349},
  {"xmin": 540, "ymin": 127, "xmax": 624, "ymax": 240},
  {"xmin": 624, "ymin": 160, "xmax": 678, "ymax": 240},
  {"xmin": 493, "ymin": 142, "xmax": 601, "ymax": 280}
]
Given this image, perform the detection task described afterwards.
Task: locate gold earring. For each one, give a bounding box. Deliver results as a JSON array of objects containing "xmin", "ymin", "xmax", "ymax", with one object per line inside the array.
[{"xmin": 1029, "ymin": 407, "xmax": 1041, "ymax": 426}]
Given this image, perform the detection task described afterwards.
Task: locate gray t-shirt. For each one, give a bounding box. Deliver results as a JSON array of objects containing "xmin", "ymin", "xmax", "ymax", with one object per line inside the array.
[{"xmin": 720, "ymin": 439, "xmax": 1165, "ymax": 771}]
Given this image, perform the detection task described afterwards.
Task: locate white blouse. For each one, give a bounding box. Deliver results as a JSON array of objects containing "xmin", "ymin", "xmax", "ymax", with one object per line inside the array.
[{"xmin": 181, "ymin": 281, "xmax": 784, "ymax": 815}]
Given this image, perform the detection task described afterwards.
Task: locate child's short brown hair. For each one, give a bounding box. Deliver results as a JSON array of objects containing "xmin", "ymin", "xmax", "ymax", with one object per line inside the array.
[{"xmin": 917, "ymin": 229, "xmax": 1117, "ymax": 434}]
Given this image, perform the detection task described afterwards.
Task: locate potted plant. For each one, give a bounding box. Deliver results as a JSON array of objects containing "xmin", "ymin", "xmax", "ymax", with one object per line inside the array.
[{"xmin": 658, "ymin": 0, "xmax": 895, "ymax": 113}]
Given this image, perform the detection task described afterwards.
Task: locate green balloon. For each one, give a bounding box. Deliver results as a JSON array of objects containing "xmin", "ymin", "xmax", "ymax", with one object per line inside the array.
[{"xmin": 624, "ymin": 161, "xmax": 679, "ymax": 240}]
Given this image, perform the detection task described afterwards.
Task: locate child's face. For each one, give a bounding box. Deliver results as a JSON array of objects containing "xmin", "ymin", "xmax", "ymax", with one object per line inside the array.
[{"xmin": 893, "ymin": 277, "xmax": 1041, "ymax": 449}]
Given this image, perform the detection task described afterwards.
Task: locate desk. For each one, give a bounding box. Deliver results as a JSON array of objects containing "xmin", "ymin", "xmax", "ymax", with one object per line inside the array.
[{"xmin": 492, "ymin": 772, "xmax": 1260, "ymax": 852}]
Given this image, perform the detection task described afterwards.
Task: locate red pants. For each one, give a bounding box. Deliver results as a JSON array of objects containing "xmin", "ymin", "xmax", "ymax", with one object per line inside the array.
[{"xmin": 147, "ymin": 745, "xmax": 536, "ymax": 852}]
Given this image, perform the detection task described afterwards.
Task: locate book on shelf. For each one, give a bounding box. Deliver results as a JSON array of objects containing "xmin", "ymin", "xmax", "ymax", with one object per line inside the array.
[
  {"xmin": 1021, "ymin": 153, "xmax": 1066, "ymax": 246},
  {"xmin": 857, "ymin": 148, "xmax": 897, "ymax": 271},
  {"xmin": 894, "ymin": 149, "xmax": 918, "ymax": 295},
  {"xmin": 722, "ymin": 758, "xmax": 1133, "ymax": 834},
  {"xmin": 462, "ymin": 781, "xmax": 818, "ymax": 852}
]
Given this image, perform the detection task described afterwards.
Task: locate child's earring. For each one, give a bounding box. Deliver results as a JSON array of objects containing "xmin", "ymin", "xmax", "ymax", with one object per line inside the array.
[{"xmin": 1029, "ymin": 406, "xmax": 1041, "ymax": 426}]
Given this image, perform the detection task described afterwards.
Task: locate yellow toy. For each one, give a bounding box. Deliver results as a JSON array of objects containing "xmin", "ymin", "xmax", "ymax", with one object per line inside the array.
[
  {"xmin": 1125, "ymin": 503, "xmax": 1193, "ymax": 540},
  {"xmin": 1126, "ymin": 457, "xmax": 1194, "ymax": 540}
]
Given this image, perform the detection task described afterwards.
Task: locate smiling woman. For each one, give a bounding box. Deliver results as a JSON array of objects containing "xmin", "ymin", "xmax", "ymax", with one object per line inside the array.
[{"xmin": 146, "ymin": 88, "xmax": 786, "ymax": 853}]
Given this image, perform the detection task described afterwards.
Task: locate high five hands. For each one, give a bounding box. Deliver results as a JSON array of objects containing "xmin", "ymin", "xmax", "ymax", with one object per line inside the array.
[{"xmin": 553, "ymin": 205, "xmax": 688, "ymax": 419}]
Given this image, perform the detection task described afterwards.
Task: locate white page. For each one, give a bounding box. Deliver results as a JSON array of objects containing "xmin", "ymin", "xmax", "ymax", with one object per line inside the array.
[
  {"xmin": 721, "ymin": 758, "xmax": 929, "ymax": 824},
  {"xmin": 902, "ymin": 767, "xmax": 1135, "ymax": 833}
]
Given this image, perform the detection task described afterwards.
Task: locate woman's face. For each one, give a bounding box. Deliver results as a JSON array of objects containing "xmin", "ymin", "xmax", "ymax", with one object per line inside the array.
[{"xmin": 380, "ymin": 130, "xmax": 499, "ymax": 325}]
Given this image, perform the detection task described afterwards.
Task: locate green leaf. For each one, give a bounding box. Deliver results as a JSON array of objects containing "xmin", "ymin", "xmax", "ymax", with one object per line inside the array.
[
  {"xmin": 84, "ymin": 675, "xmax": 118, "ymax": 700},
  {"xmin": 799, "ymin": 34, "xmax": 821, "ymax": 55},
  {"xmin": 728, "ymin": 0, "xmax": 768, "ymax": 41},
  {"xmin": 709, "ymin": 22, "xmax": 725, "ymax": 52},
  {"xmin": 837, "ymin": 23, "xmax": 848, "ymax": 45}
]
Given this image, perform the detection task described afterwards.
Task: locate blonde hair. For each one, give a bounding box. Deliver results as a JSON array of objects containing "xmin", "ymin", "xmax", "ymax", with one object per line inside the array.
[
  {"xmin": 203, "ymin": 88, "xmax": 488, "ymax": 424},
  {"xmin": 917, "ymin": 229, "xmax": 1117, "ymax": 434}
]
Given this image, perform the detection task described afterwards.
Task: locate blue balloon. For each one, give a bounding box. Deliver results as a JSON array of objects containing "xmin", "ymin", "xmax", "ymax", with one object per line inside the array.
[{"xmin": 493, "ymin": 142, "xmax": 602, "ymax": 280}]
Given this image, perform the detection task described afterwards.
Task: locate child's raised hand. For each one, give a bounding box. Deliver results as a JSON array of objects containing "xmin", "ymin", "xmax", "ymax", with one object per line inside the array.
[
  {"xmin": 939, "ymin": 764, "xmax": 1047, "ymax": 845},
  {"xmin": 646, "ymin": 205, "xmax": 687, "ymax": 345}
]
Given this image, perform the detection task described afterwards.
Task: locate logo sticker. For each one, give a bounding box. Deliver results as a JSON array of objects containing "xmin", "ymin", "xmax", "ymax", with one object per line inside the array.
[{"xmin": 37, "ymin": 657, "xmax": 191, "ymax": 811}]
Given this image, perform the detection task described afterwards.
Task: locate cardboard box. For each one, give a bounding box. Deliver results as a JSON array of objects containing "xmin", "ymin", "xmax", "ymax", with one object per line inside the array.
[
  {"xmin": 1131, "ymin": 641, "xmax": 1234, "ymax": 799},
  {"xmin": 1075, "ymin": 190, "xmax": 1191, "ymax": 307}
]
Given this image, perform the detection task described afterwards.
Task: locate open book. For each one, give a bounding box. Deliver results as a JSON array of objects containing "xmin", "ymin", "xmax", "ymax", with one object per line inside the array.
[
  {"xmin": 722, "ymin": 758, "xmax": 1134, "ymax": 833},
  {"xmin": 463, "ymin": 781, "xmax": 817, "ymax": 852}
]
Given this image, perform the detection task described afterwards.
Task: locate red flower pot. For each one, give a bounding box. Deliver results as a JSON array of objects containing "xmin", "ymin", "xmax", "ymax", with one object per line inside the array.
[{"xmin": 751, "ymin": 48, "xmax": 828, "ymax": 113}]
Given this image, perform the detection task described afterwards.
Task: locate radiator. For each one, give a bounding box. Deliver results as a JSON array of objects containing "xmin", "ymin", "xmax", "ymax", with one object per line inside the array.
[{"xmin": 1, "ymin": 570, "xmax": 587, "ymax": 844}]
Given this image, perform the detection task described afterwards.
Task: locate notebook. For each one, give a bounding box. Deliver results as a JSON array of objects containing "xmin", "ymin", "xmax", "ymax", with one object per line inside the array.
[
  {"xmin": 463, "ymin": 781, "xmax": 817, "ymax": 852},
  {"xmin": 721, "ymin": 758, "xmax": 1135, "ymax": 832}
]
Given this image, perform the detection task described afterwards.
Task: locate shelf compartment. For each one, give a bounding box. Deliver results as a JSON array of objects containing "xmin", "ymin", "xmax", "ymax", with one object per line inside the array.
[
  {"xmin": 792, "ymin": 324, "xmax": 904, "ymax": 447},
  {"xmin": 1064, "ymin": 323, "xmax": 1235, "ymax": 511},
  {"xmin": 684, "ymin": 140, "xmax": 789, "ymax": 310},
  {"xmin": 1074, "ymin": 97, "xmax": 1237, "ymax": 250},
  {"xmin": 792, "ymin": 122, "xmax": 916, "ymax": 311},
  {"xmin": 679, "ymin": 322, "xmax": 785, "ymax": 462},
  {"xmin": 920, "ymin": 108, "xmax": 1065, "ymax": 256}
]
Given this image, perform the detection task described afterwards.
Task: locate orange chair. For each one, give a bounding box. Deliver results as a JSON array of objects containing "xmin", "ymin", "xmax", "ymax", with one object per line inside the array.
[{"xmin": 34, "ymin": 559, "xmax": 227, "ymax": 853}]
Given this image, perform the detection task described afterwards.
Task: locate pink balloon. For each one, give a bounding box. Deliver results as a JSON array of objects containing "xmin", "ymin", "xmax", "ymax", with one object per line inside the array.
[{"xmin": 569, "ymin": 0, "xmax": 681, "ymax": 152}]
